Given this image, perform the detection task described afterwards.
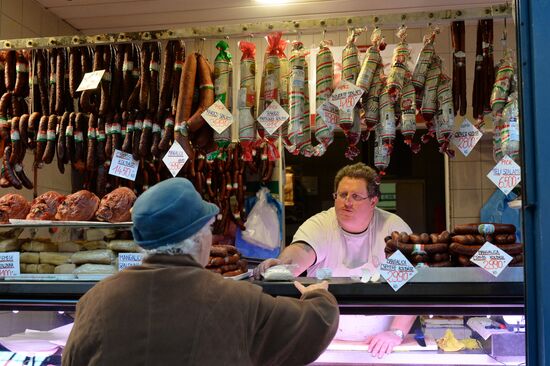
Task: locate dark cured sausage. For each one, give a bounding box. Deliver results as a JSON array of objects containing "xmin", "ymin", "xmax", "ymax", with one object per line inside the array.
[
  {"xmin": 42, "ymin": 114, "xmax": 58, "ymax": 164},
  {"xmin": 454, "ymin": 223, "xmax": 516, "ymax": 235}
]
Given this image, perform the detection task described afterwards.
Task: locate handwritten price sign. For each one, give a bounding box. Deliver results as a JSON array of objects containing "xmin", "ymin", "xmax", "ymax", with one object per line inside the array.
[
  {"xmin": 316, "ymin": 101, "xmax": 339, "ymax": 132},
  {"xmin": 257, "ymin": 101, "xmax": 289, "ymax": 136},
  {"xmin": 118, "ymin": 253, "xmax": 144, "ymax": 271},
  {"xmin": 109, "ymin": 149, "xmax": 139, "ymax": 181},
  {"xmin": 0, "ymin": 252, "xmax": 20, "ymax": 277},
  {"xmin": 201, "ymin": 100, "xmax": 234, "ymax": 134},
  {"xmin": 77, "ymin": 70, "xmax": 106, "ymax": 92},
  {"xmin": 379, "ymin": 250, "xmax": 417, "ymax": 291},
  {"xmin": 329, "ymin": 80, "xmax": 364, "ymax": 113},
  {"xmin": 451, "ymin": 119, "xmax": 482, "ymax": 157},
  {"xmin": 487, "ymin": 155, "xmax": 522, "ymax": 195},
  {"xmin": 470, "ymin": 242, "xmax": 512, "ymax": 277},
  {"xmin": 162, "ymin": 141, "xmax": 189, "ymax": 177}
]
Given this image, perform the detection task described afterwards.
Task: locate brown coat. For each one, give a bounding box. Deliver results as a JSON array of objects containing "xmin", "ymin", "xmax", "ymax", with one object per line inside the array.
[{"xmin": 62, "ymin": 254, "xmax": 339, "ymax": 366}]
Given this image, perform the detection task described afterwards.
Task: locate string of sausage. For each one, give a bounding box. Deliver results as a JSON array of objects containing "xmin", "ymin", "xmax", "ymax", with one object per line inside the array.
[{"xmin": 451, "ymin": 21, "xmax": 467, "ymax": 116}]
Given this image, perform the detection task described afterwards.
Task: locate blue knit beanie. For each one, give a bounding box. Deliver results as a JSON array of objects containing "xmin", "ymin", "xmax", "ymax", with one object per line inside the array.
[{"xmin": 131, "ymin": 178, "xmax": 219, "ymax": 250}]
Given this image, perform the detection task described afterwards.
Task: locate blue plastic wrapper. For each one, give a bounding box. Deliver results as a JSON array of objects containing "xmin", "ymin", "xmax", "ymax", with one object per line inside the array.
[{"xmin": 480, "ymin": 190, "xmax": 521, "ymax": 242}]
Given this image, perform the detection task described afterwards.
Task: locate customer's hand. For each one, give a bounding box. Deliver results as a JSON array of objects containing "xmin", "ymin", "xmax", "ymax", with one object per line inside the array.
[
  {"xmin": 252, "ymin": 258, "xmax": 284, "ymax": 279},
  {"xmin": 294, "ymin": 280, "xmax": 329, "ymax": 294},
  {"xmin": 365, "ymin": 331, "xmax": 403, "ymax": 358}
]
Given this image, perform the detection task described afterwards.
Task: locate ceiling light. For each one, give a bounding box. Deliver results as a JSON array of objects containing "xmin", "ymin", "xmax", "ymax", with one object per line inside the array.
[{"xmin": 256, "ymin": 0, "xmax": 290, "ymax": 5}]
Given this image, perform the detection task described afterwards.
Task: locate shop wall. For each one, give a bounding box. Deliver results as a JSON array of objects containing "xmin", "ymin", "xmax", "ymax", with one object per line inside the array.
[{"xmin": 0, "ymin": 0, "xmax": 79, "ymax": 200}]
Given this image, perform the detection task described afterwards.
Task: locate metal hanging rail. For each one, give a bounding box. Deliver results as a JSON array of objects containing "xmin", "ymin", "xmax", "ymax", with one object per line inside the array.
[{"xmin": 0, "ymin": 3, "xmax": 512, "ymax": 50}]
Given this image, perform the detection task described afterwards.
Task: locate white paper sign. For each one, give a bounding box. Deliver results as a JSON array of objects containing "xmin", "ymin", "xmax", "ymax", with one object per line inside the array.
[
  {"xmin": 257, "ymin": 101, "xmax": 289, "ymax": 135},
  {"xmin": 76, "ymin": 70, "xmax": 106, "ymax": 92},
  {"xmin": 329, "ymin": 80, "xmax": 364, "ymax": 113},
  {"xmin": 118, "ymin": 253, "xmax": 144, "ymax": 271},
  {"xmin": 109, "ymin": 149, "xmax": 139, "ymax": 181},
  {"xmin": 487, "ymin": 155, "xmax": 522, "ymax": 195},
  {"xmin": 0, "ymin": 252, "xmax": 20, "ymax": 276},
  {"xmin": 316, "ymin": 101, "xmax": 339, "ymax": 132},
  {"xmin": 162, "ymin": 140, "xmax": 189, "ymax": 177},
  {"xmin": 201, "ymin": 100, "xmax": 234, "ymax": 134},
  {"xmin": 379, "ymin": 250, "xmax": 417, "ymax": 291},
  {"xmin": 451, "ymin": 119, "xmax": 483, "ymax": 157},
  {"xmin": 470, "ymin": 242, "xmax": 513, "ymax": 277}
]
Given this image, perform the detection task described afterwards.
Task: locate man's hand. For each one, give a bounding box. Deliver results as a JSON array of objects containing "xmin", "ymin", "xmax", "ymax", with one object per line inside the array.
[
  {"xmin": 252, "ymin": 258, "xmax": 285, "ymax": 279},
  {"xmin": 294, "ymin": 280, "xmax": 329, "ymax": 294},
  {"xmin": 366, "ymin": 330, "xmax": 403, "ymax": 358}
]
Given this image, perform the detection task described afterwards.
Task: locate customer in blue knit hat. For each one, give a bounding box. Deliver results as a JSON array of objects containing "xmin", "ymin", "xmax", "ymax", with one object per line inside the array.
[{"xmin": 63, "ymin": 178, "xmax": 339, "ymax": 366}]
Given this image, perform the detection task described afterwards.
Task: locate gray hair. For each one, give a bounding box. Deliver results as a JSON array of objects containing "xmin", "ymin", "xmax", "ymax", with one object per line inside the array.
[
  {"xmin": 334, "ymin": 163, "xmax": 381, "ymax": 199},
  {"xmin": 144, "ymin": 218, "xmax": 213, "ymax": 262}
]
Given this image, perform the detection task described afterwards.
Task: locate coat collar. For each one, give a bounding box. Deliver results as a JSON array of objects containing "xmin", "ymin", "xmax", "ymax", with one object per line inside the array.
[{"xmin": 142, "ymin": 254, "xmax": 203, "ymax": 269}]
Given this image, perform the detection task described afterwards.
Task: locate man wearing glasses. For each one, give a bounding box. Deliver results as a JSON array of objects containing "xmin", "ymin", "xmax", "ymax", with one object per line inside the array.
[{"xmin": 254, "ymin": 162, "xmax": 415, "ymax": 358}]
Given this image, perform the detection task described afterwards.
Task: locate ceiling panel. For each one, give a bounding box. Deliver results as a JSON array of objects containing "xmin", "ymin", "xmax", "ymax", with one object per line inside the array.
[{"xmin": 36, "ymin": 0, "xmax": 505, "ymax": 34}]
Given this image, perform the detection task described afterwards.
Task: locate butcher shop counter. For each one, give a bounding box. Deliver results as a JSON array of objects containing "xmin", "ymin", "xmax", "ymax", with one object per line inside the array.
[{"xmin": 0, "ymin": 267, "xmax": 524, "ymax": 314}]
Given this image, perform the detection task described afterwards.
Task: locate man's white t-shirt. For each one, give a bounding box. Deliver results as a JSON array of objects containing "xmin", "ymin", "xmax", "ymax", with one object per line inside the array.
[{"xmin": 291, "ymin": 206, "xmax": 412, "ymax": 341}]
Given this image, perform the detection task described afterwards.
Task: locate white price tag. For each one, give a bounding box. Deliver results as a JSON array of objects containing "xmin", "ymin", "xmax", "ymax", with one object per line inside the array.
[
  {"xmin": 76, "ymin": 70, "xmax": 106, "ymax": 92},
  {"xmin": 470, "ymin": 242, "xmax": 513, "ymax": 277},
  {"xmin": 108, "ymin": 149, "xmax": 139, "ymax": 181},
  {"xmin": 201, "ymin": 100, "xmax": 234, "ymax": 134},
  {"xmin": 162, "ymin": 140, "xmax": 189, "ymax": 177},
  {"xmin": 118, "ymin": 253, "xmax": 144, "ymax": 271},
  {"xmin": 379, "ymin": 250, "xmax": 417, "ymax": 291},
  {"xmin": 257, "ymin": 101, "xmax": 289, "ymax": 136},
  {"xmin": 0, "ymin": 252, "xmax": 20, "ymax": 277},
  {"xmin": 316, "ymin": 101, "xmax": 339, "ymax": 132},
  {"xmin": 329, "ymin": 80, "xmax": 364, "ymax": 113},
  {"xmin": 451, "ymin": 118, "xmax": 483, "ymax": 157},
  {"xmin": 487, "ymin": 155, "xmax": 521, "ymax": 195}
]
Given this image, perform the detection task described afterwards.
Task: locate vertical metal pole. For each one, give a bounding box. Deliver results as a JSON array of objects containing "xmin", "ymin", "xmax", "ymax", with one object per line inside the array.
[{"xmin": 516, "ymin": 0, "xmax": 550, "ymax": 364}]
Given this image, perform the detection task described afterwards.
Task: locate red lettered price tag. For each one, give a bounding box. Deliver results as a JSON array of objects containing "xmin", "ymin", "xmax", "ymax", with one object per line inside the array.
[
  {"xmin": 0, "ymin": 252, "xmax": 20, "ymax": 277},
  {"xmin": 201, "ymin": 100, "xmax": 234, "ymax": 134},
  {"xmin": 487, "ymin": 155, "xmax": 522, "ymax": 195},
  {"xmin": 316, "ymin": 101, "xmax": 339, "ymax": 132},
  {"xmin": 162, "ymin": 140, "xmax": 189, "ymax": 177},
  {"xmin": 257, "ymin": 101, "xmax": 289, "ymax": 136},
  {"xmin": 470, "ymin": 242, "xmax": 513, "ymax": 277},
  {"xmin": 379, "ymin": 250, "xmax": 417, "ymax": 291},
  {"xmin": 451, "ymin": 118, "xmax": 483, "ymax": 156},
  {"xmin": 329, "ymin": 80, "xmax": 364, "ymax": 113},
  {"xmin": 109, "ymin": 149, "xmax": 139, "ymax": 181}
]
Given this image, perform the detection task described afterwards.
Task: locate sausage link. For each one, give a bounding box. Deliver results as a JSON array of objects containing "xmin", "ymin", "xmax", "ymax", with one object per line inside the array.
[{"xmin": 42, "ymin": 114, "xmax": 58, "ymax": 164}]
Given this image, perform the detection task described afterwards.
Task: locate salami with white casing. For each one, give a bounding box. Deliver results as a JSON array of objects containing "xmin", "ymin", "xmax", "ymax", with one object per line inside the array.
[
  {"xmin": 359, "ymin": 63, "xmax": 383, "ymax": 141},
  {"xmin": 237, "ymin": 41, "xmax": 257, "ymax": 162},
  {"xmin": 212, "ymin": 40, "xmax": 233, "ymax": 159},
  {"xmin": 412, "ymin": 27, "xmax": 438, "ymax": 102},
  {"xmin": 378, "ymin": 77, "xmax": 396, "ymax": 154},
  {"xmin": 285, "ymin": 41, "xmax": 307, "ymax": 155},
  {"xmin": 400, "ymin": 77, "xmax": 419, "ymax": 153},
  {"xmin": 356, "ymin": 28, "xmax": 383, "ymax": 93},
  {"xmin": 374, "ymin": 122, "xmax": 390, "ymax": 175},
  {"xmin": 313, "ymin": 40, "xmax": 335, "ymax": 157},
  {"xmin": 387, "ymin": 26, "xmax": 411, "ymax": 103},
  {"xmin": 295, "ymin": 46, "xmax": 314, "ymax": 158},
  {"xmin": 420, "ymin": 55, "xmax": 442, "ymax": 143},
  {"xmin": 435, "ymin": 73, "xmax": 455, "ymax": 157},
  {"xmin": 500, "ymin": 90, "xmax": 520, "ymax": 163}
]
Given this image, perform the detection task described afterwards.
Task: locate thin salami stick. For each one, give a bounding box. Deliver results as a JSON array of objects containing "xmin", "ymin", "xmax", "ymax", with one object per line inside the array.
[
  {"xmin": 73, "ymin": 112, "xmax": 86, "ymax": 172},
  {"xmin": 35, "ymin": 115, "xmax": 48, "ymax": 166},
  {"xmin": 14, "ymin": 51, "xmax": 30, "ymax": 97},
  {"xmin": 18, "ymin": 113, "xmax": 29, "ymax": 155},
  {"xmin": 36, "ymin": 50, "xmax": 49, "ymax": 115},
  {"xmin": 110, "ymin": 44, "xmax": 124, "ymax": 113},
  {"xmin": 97, "ymin": 115, "xmax": 106, "ymax": 166},
  {"xmin": 4, "ymin": 50, "xmax": 16, "ymax": 91},
  {"xmin": 48, "ymin": 49, "xmax": 57, "ymax": 117},
  {"xmin": 86, "ymin": 113, "xmax": 98, "ymax": 171},
  {"xmin": 42, "ymin": 114, "xmax": 58, "ymax": 164},
  {"xmin": 69, "ymin": 47, "xmax": 81, "ymax": 100},
  {"xmin": 66, "ymin": 112, "xmax": 76, "ymax": 165},
  {"xmin": 55, "ymin": 48, "xmax": 65, "ymax": 115},
  {"xmin": 99, "ymin": 46, "xmax": 112, "ymax": 116}
]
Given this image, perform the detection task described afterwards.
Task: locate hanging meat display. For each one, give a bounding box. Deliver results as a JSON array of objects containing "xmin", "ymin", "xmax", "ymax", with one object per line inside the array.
[
  {"xmin": 472, "ymin": 19, "xmax": 494, "ymax": 127},
  {"xmin": 312, "ymin": 40, "xmax": 335, "ymax": 157},
  {"xmin": 451, "ymin": 21, "xmax": 467, "ymax": 116},
  {"xmin": 286, "ymin": 41, "xmax": 307, "ymax": 155},
  {"xmin": 237, "ymin": 41, "xmax": 257, "ymax": 162},
  {"xmin": 212, "ymin": 40, "xmax": 233, "ymax": 159},
  {"xmin": 434, "ymin": 73, "xmax": 455, "ymax": 157}
]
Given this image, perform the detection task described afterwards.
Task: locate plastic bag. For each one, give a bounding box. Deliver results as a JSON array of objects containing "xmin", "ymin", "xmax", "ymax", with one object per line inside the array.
[{"xmin": 241, "ymin": 187, "xmax": 281, "ymax": 250}]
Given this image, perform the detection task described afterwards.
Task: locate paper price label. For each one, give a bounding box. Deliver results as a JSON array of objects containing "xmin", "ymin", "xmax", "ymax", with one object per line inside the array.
[
  {"xmin": 487, "ymin": 155, "xmax": 521, "ymax": 195},
  {"xmin": 201, "ymin": 100, "xmax": 234, "ymax": 134},
  {"xmin": 379, "ymin": 250, "xmax": 417, "ymax": 291},
  {"xmin": 109, "ymin": 149, "xmax": 139, "ymax": 181},
  {"xmin": 118, "ymin": 253, "xmax": 144, "ymax": 271},
  {"xmin": 162, "ymin": 140, "xmax": 189, "ymax": 177},
  {"xmin": 0, "ymin": 252, "xmax": 20, "ymax": 277},
  {"xmin": 316, "ymin": 101, "xmax": 339, "ymax": 132},
  {"xmin": 329, "ymin": 80, "xmax": 364, "ymax": 113},
  {"xmin": 470, "ymin": 242, "xmax": 513, "ymax": 277},
  {"xmin": 257, "ymin": 101, "xmax": 289, "ymax": 136},
  {"xmin": 451, "ymin": 118, "xmax": 483, "ymax": 157},
  {"xmin": 76, "ymin": 70, "xmax": 106, "ymax": 92}
]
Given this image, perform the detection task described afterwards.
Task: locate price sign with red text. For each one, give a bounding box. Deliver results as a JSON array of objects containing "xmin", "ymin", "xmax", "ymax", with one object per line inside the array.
[
  {"xmin": 379, "ymin": 250, "xmax": 417, "ymax": 291},
  {"xmin": 316, "ymin": 101, "xmax": 339, "ymax": 132},
  {"xmin": 329, "ymin": 80, "xmax": 364, "ymax": 113},
  {"xmin": 487, "ymin": 155, "xmax": 521, "ymax": 195},
  {"xmin": 162, "ymin": 141, "xmax": 189, "ymax": 177},
  {"xmin": 451, "ymin": 118, "xmax": 482, "ymax": 157},
  {"xmin": 257, "ymin": 101, "xmax": 289, "ymax": 135},
  {"xmin": 470, "ymin": 242, "xmax": 512, "ymax": 277},
  {"xmin": 109, "ymin": 149, "xmax": 139, "ymax": 181},
  {"xmin": 0, "ymin": 252, "xmax": 20, "ymax": 277},
  {"xmin": 201, "ymin": 100, "xmax": 234, "ymax": 134}
]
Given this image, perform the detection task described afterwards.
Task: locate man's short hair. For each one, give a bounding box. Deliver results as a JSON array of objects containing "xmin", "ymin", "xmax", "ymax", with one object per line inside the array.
[{"xmin": 334, "ymin": 163, "xmax": 381, "ymax": 199}]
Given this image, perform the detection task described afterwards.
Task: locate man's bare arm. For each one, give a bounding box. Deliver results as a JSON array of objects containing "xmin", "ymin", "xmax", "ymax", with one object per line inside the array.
[{"xmin": 279, "ymin": 241, "xmax": 317, "ymax": 276}]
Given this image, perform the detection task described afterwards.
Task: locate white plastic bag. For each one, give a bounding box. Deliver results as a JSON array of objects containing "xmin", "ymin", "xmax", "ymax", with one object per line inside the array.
[{"xmin": 242, "ymin": 187, "xmax": 281, "ymax": 250}]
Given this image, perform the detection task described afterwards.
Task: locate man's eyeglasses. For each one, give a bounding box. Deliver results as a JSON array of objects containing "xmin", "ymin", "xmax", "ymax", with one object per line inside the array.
[{"xmin": 332, "ymin": 192, "xmax": 369, "ymax": 202}]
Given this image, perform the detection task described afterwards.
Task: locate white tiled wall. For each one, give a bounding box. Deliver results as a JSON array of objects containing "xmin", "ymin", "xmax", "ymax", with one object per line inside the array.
[{"xmin": 0, "ymin": 0, "xmax": 79, "ymax": 199}]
